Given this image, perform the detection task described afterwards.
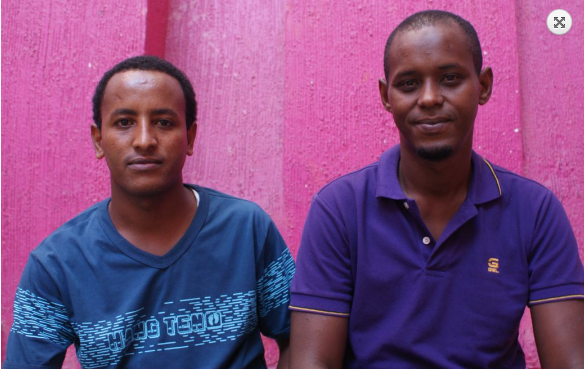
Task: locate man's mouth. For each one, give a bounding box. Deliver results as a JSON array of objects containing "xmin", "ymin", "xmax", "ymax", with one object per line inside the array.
[
  {"xmin": 413, "ymin": 117, "xmax": 451, "ymax": 134},
  {"xmin": 127, "ymin": 157, "xmax": 163, "ymax": 170},
  {"xmin": 415, "ymin": 117, "xmax": 450, "ymax": 125}
]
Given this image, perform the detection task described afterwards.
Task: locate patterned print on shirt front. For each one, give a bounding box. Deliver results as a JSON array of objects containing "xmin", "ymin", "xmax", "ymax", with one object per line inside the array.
[{"xmin": 10, "ymin": 249, "xmax": 294, "ymax": 368}]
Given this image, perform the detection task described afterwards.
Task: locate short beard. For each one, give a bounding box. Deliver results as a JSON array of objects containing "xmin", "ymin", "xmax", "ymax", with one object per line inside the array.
[{"xmin": 416, "ymin": 146, "xmax": 453, "ymax": 161}]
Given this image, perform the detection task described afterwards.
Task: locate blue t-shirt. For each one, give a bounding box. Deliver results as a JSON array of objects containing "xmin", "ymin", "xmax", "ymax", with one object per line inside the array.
[
  {"xmin": 5, "ymin": 185, "xmax": 295, "ymax": 369},
  {"xmin": 290, "ymin": 145, "xmax": 584, "ymax": 368}
]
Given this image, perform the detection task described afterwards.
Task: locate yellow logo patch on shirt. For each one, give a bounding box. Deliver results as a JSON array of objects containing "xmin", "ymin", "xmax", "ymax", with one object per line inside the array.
[{"xmin": 488, "ymin": 258, "xmax": 500, "ymax": 274}]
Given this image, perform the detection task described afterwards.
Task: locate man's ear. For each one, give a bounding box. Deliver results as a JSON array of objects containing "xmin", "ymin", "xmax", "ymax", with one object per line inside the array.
[
  {"xmin": 186, "ymin": 122, "xmax": 197, "ymax": 156},
  {"xmin": 91, "ymin": 124, "xmax": 105, "ymax": 159},
  {"xmin": 478, "ymin": 67, "xmax": 493, "ymax": 106},
  {"xmin": 379, "ymin": 78, "xmax": 392, "ymax": 112}
]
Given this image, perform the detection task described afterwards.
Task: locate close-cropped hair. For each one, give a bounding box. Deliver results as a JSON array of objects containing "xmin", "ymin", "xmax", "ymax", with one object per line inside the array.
[
  {"xmin": 92, "ymin": 55, "xmax": 197, "ymax": 130},
  {"xmin": 383, "ymin": 10, "xmax": 483, "ymax": 81}
]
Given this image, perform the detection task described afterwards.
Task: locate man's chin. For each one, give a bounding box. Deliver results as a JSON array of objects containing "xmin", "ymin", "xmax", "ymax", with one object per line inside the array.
[
  {"xmin": 416, "ymin": 146, "xmax": 453, "ymax": 162},
  {"xmin": 114, "ymin": 181, "xmax": 168, "ymax": 198}
]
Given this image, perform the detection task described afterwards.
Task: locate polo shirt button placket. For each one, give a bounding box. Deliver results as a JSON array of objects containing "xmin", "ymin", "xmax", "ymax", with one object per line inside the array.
[{"xmin": 422, "ymin": 236, "xmax": 431, "ymax": 245}]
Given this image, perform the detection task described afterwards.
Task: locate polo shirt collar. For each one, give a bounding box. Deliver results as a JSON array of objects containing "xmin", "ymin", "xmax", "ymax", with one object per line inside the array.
[
  {"xmin": 376, "ymin": 145, "xmax": 406, "ymax": 200},
  {"xmin": 376, "ymin": 145, "xmax": 502, "ymax": 205},
  {"xmin": 468, "ymin": 152, "xmax": 502, "ymax": 204}
]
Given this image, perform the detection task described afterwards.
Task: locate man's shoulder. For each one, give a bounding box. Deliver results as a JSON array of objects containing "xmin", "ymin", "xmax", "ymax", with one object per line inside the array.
[
  {"xmin": 51, "ymin": 200, "xmax": 106, "ymax": 234},
  {"xmin": 187, "ymin": 185, "xmax": 286, "ymax": 254},
  {"xmin": 33, "ymin": 200, "xmax": 108, "ymax": 257},
  {"xmin": 316, "ymin": 161, "xmax": 380, "ymax": 199},
  {"xmin": 478, "ymin": 158, "xmax": 565, "ymax": 220},
  {"xmin": 486, "ymin": 160, "xmax": 555, "ymax": 198},
  {"xmin": 188, "ymin": 184, "xmax": 271, "ymax": 220},
  {"xmin": 315, "ymin": 145, "xmax": 398, "ymax": 202}
]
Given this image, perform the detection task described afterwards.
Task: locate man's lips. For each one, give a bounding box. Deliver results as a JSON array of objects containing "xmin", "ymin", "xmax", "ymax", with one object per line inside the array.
[
  {"xmin": 127, "ymin": 157, "xmax": 163, "ymax": 170},
  {"xmin": 414, "ymin": 117, "xmax": 451, "ymax": 125},
  {"xmin": 413, "ymin": 117, "xmax": 451, "ymax": 134}
]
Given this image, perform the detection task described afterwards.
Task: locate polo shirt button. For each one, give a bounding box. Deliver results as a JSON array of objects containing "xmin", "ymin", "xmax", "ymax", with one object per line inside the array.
[
  {"xmin": 404, "ymin": 202, "xmax": 409, "ymax": 209},
  {"xmin": 422, "ymin": 237, "xmax": 431, "ymax": 245}
]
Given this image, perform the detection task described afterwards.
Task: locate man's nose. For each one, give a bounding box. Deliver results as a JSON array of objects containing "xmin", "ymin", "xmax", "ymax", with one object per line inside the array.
[
  {"xmin": 133, "ymin": 120, "xmax": 157, "ymax": 151},
  {"xmin": 418, "ymin": 80, "xmax": 444, "ymax": 108}
]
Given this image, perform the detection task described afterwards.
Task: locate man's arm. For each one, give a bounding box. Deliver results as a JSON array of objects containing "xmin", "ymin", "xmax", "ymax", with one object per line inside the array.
[
  {"xmin": 276, "ymin": 338, "xmax": 290, "ymax": 369},
  {"xmin": 4, "ymin": 253, "xmax": 74, "ymax": 368},
  {"xmin": 253, "ymin": 214, "xmax": 295, "ymax": 369},
  {"xmin": 289, "ymin": 312, "xmax": 348, "ymax": 369},
  {"xmin": 532, "ymin": 299, "xmax": 584, "ymax": 369}
]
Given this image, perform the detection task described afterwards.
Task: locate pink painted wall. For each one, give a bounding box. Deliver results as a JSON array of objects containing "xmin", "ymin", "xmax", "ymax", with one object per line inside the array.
[
  {"xmin": 513, "ymin": 1, "xmax": 584, "ymax": 363},
  {"xmin": 2, "ymin": 0, "xmax": 583, "ymax": 368},
  {"xmin": 1, "ymin": 0, "xmax": 148, "ymax": 366}
]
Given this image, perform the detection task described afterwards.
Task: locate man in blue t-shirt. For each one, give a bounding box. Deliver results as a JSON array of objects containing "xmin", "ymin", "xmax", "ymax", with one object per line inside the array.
[
  {"xmin": 5, "ymin": 56, "xmax": 294, "ymax": 369},
  {"xmin": 289, "ymin": 10, "xmax": 584, "ymax": 369}
]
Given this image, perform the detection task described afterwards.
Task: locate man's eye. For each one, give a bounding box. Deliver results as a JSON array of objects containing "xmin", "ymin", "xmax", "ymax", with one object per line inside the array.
[
  {"xmin": 397, "ymin": 80, "xmax": 418, "ymax": 91},
  {"xmin": 157, "ymin": 119, "xmax": 172, "ymax": 127},
  {"xmin": 117, "ymin": 119, "xmax": 132, "ymax": 127},
  {"xmin": 443, "ymin": 74, "xmax": 459, "ymax": 83}
]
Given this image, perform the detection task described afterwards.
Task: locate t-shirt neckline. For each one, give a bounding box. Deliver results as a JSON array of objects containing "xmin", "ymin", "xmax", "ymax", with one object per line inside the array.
[{"xmin": 97, "ymin": 184, "xmax": 209, "ymax": 268}]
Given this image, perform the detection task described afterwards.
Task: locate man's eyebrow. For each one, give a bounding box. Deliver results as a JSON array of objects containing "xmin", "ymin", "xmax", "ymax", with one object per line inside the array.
[
  {"xmin": 151, "ymin": 108, "xmax": 180, "ymax": 117},
  {"xmin": 394, "ymin": 70, "xmax": 417, "ymax": 79},
  {"xmin": 109, "ymin": 108, "xmax": 180, "ymax": 117},
  {"xmin": 110, "ymin": 108, "xmax": 137, "ymax": 117},
  {"xmin": 438, "ymin": 63, "xmax": 460, "ymax": 70},
  {"xmin": 393, "ymin": 64, "xmax": 463, "ymax": 79}
]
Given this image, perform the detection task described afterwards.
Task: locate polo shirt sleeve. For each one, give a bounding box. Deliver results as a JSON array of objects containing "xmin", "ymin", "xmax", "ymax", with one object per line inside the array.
[
  {"xmin": 256, "ymin": 218, "xmax": 296, "ymax": 340},
  {"xmin": 527, "ymin": 191, "xmax": 584, "ymax": 306},
  {"xmin": 4, "ymin": 250, "xmax": 76, "ymax": 369},
  {"xmin": 290, "ymin": 194, "xmax": 353, "ymax": 317}
]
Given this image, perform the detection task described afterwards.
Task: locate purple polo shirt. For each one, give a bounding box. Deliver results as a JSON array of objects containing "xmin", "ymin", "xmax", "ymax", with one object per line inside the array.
[{"xmin": 290, "ymin": 145, "xmax": 584, "ymax": 368}]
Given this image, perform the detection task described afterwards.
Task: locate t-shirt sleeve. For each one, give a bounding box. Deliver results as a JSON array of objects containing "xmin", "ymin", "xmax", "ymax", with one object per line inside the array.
[
  {"xmin": 289, "ymin": 194, "xmax": 353, "ymax": 317},
  {"xmin": 4, "ymin": 251, "xmax": 76, "ymax": 369},
  {"xmin": 527, "ymin": 191, "xmax": 584, "ymax": 306},
  {"xmin": 256, "ymin": 218, "xmax": 295, "ymax": 340}
]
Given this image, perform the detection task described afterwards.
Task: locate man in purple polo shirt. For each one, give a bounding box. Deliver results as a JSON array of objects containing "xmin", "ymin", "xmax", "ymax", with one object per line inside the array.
[{"xmin": 289, "ymin": 10, "xmax": 584, "ymax": 369}]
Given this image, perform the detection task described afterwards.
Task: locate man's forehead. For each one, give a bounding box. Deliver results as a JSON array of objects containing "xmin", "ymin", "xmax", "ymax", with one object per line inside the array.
[
  {"xmin": 112, "ymin": 70, "xmax": 153, "ymax": 87},
  {"xmin": 106, "ymin": 70, "xmax": 178, "ymax": 90},
  {"xmin": 391, "ymin": 21, "xmax": 466, "ymax": 50},
  {"xmin": 101, "ymin": 70, "xmax": 185, "ymax": 112},
  {"xmin": 387, "ymin": 22, "xmax": 473, "ymax": 72}
]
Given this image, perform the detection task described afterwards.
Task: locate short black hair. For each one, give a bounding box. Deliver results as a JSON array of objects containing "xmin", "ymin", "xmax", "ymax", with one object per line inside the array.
[
  {"xmin": 383, "ymin": 10, "xmax": 483, "ymax": 81},
  {"xmin": 92, "ymin": 55, "xmax": 197, "ymax": 130}
]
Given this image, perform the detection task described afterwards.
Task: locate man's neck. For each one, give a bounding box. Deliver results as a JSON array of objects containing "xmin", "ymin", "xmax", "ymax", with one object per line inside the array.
[
  {"xmin": 108, "ymin": 182, "xmax": 197, "ymax": 256},
  {"xmin": 398, "ymin": 147, "xmax": 472, "ymax": 199},
  {"xmin": 398, "ymin": 147, "xmax": 473, "ymax": 241}
]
